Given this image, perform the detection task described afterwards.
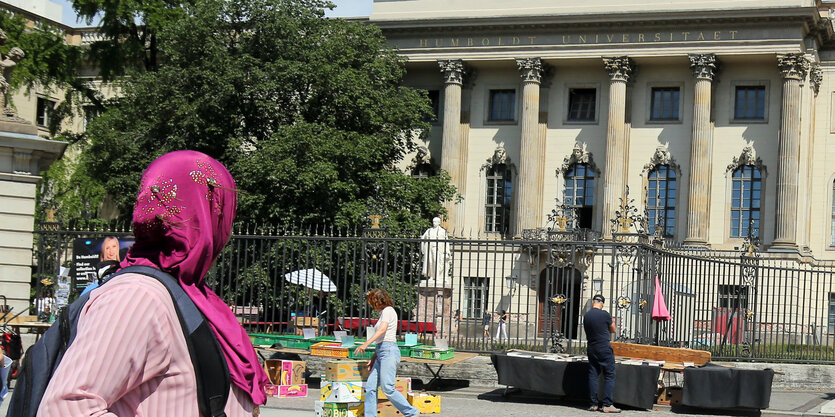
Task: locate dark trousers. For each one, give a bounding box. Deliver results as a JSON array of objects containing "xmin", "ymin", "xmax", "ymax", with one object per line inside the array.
[{"xmin": 588, "ymin": 346, "xmax": 616, "ymax": 407}]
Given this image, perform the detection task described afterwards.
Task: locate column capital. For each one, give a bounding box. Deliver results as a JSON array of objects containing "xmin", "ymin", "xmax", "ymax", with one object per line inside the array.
[
  {"xmin": 516, "ymin": 57, "xmax": 549, "ymax": 83},
  {"xmin": 438, "ymin": 59, "xmax": 465, "ymax": 85},
  {"xmin": 688, "ymin": 54, "xmax": 719, "ymax": 80},
  {"xmin": 777, "ymin": 53, "xmax": 810, "ymax": 81},
  {"xmin": 602, "ymin": 56, "xmax": 634, "ymax": 83}
]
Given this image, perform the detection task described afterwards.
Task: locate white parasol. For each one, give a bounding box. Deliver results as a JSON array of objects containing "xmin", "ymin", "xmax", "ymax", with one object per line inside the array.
[{"xmin": 283, "ymin": 268, "xmax": 337, "ymax": 293}]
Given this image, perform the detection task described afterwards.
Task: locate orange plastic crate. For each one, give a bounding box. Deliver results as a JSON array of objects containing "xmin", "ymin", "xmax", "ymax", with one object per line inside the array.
[{"xmin": 310, "ymin": 342, "xmax": 350, "ymax": 358}]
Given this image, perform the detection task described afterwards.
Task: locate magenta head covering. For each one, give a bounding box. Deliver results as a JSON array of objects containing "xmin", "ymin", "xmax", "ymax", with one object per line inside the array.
[{"xmin": 120, "ymin": 150, "xmax": 268, "ymax": 405}]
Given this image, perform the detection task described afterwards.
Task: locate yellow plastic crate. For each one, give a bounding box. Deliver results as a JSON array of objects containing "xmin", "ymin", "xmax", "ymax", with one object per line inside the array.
[
  {"xmin": 311, "ymin": 342, "xmax": 350, "ymax": 358},
  {"xmin": 408, "ymin": 393, "xmax": 441, "ymax": 414}
]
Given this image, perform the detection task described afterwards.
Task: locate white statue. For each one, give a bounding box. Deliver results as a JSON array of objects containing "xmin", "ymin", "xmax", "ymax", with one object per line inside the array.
[{"xmin": 420, "ymin": 217, "xmax": 451, "ymax": 287}]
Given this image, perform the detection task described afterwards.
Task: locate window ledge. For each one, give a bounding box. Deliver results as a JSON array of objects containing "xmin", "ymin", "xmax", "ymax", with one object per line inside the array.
[
  {"xmin": 730, "ymin": 118, "xmax": 768, "ymax": 124},
  {"xmin": 646, "ymin": 119, "xmax": 682, "ymax": 125},
  {"xmin": 563, "ymin": 120, "xmax": 598, "ymax": 125},
  {"xmin": 484, "ymin": 120, "xmax": 518, "ymax": 126}
]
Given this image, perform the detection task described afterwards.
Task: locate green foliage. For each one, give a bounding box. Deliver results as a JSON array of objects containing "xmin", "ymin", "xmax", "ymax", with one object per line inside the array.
[
  {"xmin": 0, "ymin": 10, "xmax": 100, "ymax": 134},
  {"xmin": 81, "ymin": 0, "xmax": 455, "ymax": 233},
  {"xmin": 71, "ymin": 0, "xmax": 192, "ymax": 79}
]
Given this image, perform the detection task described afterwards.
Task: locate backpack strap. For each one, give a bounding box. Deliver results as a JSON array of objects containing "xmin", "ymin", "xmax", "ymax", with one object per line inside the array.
[{"xmin": 111, "ymin": 265, "xmax": 231, "ymax": 417}]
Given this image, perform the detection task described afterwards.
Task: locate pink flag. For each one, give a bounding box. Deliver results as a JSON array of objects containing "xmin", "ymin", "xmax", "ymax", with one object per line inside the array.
[{"xmin": 651, "ymin": 275, "xmax": 672, "ymax": 322}]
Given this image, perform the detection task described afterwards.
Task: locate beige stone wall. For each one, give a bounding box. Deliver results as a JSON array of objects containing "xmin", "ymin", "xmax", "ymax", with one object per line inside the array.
[{"xmin": 0, "ymin": 177, "xmax": 37, "ymax": 313}]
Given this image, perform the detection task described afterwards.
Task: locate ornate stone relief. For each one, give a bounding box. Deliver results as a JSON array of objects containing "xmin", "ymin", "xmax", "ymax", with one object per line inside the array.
[
  {"xmin": 777, "ymin": 53, "xmax": 810, "ymax": 81},
  {"xmin": 406, "ymin": 146, "xmax": 436, "ymax": 173},
  {"xmin": 641, "ymin": 146, "xmax": 681, "ymax": 176},
  {"xmin": 810, "ymin": 62, "xmax": 822, "ymax": 96},
  {"xmin": 602, "ymin": 56, "xmax": 634, "ymax": 83},
  {"xmin": 481, "ymin": 146, "xmax": 514, "ymax": 172},
  {"xmin": 556, "ymin": 143, "xmax": 600, "ymax": 176},
  {"xmin": 688, "ymin": 54, "xmax": 719, "ymax": 80},
  {"xmin": 726, "ymin": 146, "xmax": 766, "ymax": 175}
]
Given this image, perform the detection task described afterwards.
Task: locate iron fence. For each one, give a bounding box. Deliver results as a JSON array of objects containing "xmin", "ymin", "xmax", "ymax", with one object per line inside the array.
[{"xmin": 26, "ymin": 220, "xmax": 835, "ymax": 363}]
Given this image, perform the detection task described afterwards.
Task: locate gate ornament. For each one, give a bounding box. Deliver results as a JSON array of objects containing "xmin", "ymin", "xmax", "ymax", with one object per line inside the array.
[{"xmin": 610, "ymin": 186, "xmax": 647, "ymax": 237}]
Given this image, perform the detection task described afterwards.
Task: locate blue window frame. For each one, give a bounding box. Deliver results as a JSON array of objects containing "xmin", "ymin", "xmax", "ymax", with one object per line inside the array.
[
  {"xmin": 486, "ymin": 164, "xmax": 512, "ymax": 233},
  {"xmin": 564, "ymin": 163, "xmax": 595, "ymax": 229},
  {"xmin": 488, "ymin": 89, "xmax": 516, "ymax": 122},
  {"xmin": 734, "ymin": 86, "xmax": 766, "ymax": 120},
  {"xmin": 730, "ymin": 165, "xmax": 761, "ymax": 238},
  {"xmin": 647, "ymin": 165, "xmax": 677, "ymax": 237}
]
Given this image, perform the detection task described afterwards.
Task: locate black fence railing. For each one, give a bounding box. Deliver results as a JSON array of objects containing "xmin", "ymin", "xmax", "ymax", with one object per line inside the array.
[{"xmin": 28, "ymin": 221, "xmax": 835, "ymax": 363}]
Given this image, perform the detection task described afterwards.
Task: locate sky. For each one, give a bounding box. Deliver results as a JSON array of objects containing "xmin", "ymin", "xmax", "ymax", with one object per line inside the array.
[{"xmin": 53, "ymin": 0, "xmax": 374, "ymax": 27}]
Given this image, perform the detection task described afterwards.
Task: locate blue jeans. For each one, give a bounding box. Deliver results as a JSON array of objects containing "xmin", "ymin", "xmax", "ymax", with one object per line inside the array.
[
  {"xmin": 588, "ymin": 346, "xmax": 616, "ymax": 407},
  {"xmin": 364, "ymin": 342, "xmax": 419, "ymax": 417},
  {"xmin": 0, "ymin": 355, "xmax": 11, "ymax": 403}
]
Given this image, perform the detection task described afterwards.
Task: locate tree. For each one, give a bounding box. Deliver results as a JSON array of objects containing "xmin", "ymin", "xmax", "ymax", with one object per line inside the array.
[
  {"xmin": 81, "ymin": 0, "xmax": 456, "ymax": 233},
  {"xmin": 0, "ymin": 10, "xmax": 98, "ymax": 134}
]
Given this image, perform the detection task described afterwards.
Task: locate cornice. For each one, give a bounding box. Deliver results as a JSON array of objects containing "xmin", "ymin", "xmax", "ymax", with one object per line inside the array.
[{"xmin": 371, "ymin": 7, "xmax": 819, "ymax": 33}]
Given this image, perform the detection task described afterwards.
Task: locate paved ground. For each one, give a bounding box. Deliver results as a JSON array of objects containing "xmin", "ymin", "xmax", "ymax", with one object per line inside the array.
[{"xmin": 1, "ymin": 383, "xmax": 834, "ymax": 416}]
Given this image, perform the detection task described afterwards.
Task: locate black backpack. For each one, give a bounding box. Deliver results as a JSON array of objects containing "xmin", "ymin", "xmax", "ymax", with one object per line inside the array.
[{"xmin": 6, "ymin": 265, "xmax": 231, "ymax": 417}]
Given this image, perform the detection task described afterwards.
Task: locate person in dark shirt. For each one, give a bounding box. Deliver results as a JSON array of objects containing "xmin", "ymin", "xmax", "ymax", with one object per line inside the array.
[{"xmin": 582, "ymin": 294, "xmax": 620, "ymax": 413}]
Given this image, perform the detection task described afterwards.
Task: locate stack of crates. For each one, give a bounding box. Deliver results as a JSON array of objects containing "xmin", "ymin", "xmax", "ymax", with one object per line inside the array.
[{"xmin": 315, "ymin": 360, "xmax": 368, "ymax": 417}]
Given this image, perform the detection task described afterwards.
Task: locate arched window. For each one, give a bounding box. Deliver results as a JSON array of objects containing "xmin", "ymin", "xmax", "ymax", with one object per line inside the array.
[
  {"xmin": 564, "ymin": 163, "xmax": 595, "ymax": 229},
  {"xmin": 647, "ymin": 165, "xmax": 677, "ymax": 237},
  {"xmin": 731, "ymin": 165, "xmax": 762, "ymax": 238},
  {"xmin": 485, "ymin": 164, "xmax": 512, "ymax": 234}
]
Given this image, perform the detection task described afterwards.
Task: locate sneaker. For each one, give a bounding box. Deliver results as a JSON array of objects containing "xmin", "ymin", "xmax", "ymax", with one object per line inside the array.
[
  {"xmin": 602, "ymin": 405, "xmax": 621, "ymax": 413},
  {"xmin": 588, "ymin": 405, "xmax": 599, "ymax": 412}
]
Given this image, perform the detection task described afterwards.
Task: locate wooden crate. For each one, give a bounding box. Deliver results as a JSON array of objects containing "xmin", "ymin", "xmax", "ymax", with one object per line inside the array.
[{"xmin": 611, "ymin": 342, "xmax": 710, "ymax": 366}]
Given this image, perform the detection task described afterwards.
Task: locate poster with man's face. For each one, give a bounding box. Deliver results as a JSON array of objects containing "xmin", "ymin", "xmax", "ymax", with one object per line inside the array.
[{"xmin": 72, "ymin": 237, "xmax": 134, "ymax": 291}]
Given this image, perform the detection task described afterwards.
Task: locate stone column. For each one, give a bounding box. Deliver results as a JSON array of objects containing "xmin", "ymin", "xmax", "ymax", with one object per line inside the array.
[
  {"xmin": 772, "ymin": 53, "xmax": 809, "ymax": 251},
  {"xmin": 684, "ymin": 54, "xmax": 718, "ymax": 246},
  {"xmin": 602, "ymin": 57, "xmax": 634, "ymax": 239},
  {"xmin": 514, "ymin": 58, "xmax": 546, "ymax": 236},
  {"xmin": 438, "ymin": 59, "xmax": 466, "ymax": 234}
]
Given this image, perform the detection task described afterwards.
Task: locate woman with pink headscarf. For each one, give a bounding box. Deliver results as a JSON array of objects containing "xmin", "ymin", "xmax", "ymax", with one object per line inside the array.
[{"xmin": 38, "ymin": 151, "xmax": 269, "ymax": 416}]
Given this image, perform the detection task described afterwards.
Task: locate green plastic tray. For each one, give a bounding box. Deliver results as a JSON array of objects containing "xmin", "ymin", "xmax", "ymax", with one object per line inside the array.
[{"xmin": 410, "ymin": 347, "xmax": 454, "ymax": 361}]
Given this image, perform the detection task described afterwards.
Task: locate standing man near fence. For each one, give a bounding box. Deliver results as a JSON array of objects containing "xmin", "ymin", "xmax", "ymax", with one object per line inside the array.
[{"xmin": 583, "ymin": 294, "xmax": 620, "ymax": 413}]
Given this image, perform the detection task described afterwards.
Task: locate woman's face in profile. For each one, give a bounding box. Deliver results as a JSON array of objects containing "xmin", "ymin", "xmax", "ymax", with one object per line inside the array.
[{"xmin": 101, "ymin": 238, "xmax": 120, "ymax": 261}]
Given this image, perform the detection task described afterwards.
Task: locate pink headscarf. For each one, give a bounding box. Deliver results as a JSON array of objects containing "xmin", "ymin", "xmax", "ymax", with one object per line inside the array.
[{"xmin": 120, "ymin": 150, "xmax": 268, "ymax": 405}]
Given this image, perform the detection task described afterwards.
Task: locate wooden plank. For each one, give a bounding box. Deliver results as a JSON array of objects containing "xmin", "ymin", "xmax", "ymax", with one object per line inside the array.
[{"xmin": 611, "ymin": 342, "xmax": 710, "ymax": 365}]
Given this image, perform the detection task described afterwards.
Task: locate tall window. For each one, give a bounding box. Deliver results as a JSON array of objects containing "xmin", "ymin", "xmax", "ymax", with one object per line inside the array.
[
  {"xmin": 411, "ymin": 163, "xmax": 435, "ymax": 179},
  {"xmin": 829, "ymin": 293, "xmax": 835, "ymax": 333},
  {"xmin": 36, "ymin": 97, "xmax": 56, "ymax": 127},
  {"xmin": 718, "ymin": 285, "xmax": 749, "ymax": 310},
  {"xmin": 567, "ymin": 88, "xmax": 596, "ymax": 122},
  {"xmin": 488, "ymin": 89, "xmax": 516, "ymax": 122},
  {"xmin": 647, "ymin": 165, "xmax": 677, "ymax": 237},
  {"xmin": 734, "ymin": 86, "xmax": 766, "ymax": 120},
  {"xmin": 426, "ymin": 90, "xmax": 440, "ymax": 123},
  {"xmin": 83, "ymin": 105, "xmax": 101, "ymax": 131},
  {"xmin": 831, "ymin": 181, "xmax": 835, "ymax": 246},
  {"xmin": 730, "ymin": 165, "xmax": 762, "ymax": 238},
  {"xmin": 485, "ymin": 164, "xmax": 512, "ymax": 234},
  {"xmin": 464, "ymin": 277, "xmax": 489, "ymax": 318},
  {"xmin": 650, "ymin": 87, "xmax": 680, "ymax": 121},
  {"xmin": 564, "ymin": 163, "xmax": 595, "ymax": 229}
]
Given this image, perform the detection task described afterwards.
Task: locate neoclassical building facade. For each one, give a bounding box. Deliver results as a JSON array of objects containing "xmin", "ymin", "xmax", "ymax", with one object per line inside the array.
[{"xmin": 373, "ymin": 0, "xmax": 835, "ymax": 258}]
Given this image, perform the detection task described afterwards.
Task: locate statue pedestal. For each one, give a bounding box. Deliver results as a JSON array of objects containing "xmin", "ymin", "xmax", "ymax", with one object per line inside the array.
[
  {"xmin": 413, "ymin": 285, "xmax": 452, "ymax": 339},
  {"xmin": 0, "ymin": 127, "xmax": 66, "ymax": 315}
]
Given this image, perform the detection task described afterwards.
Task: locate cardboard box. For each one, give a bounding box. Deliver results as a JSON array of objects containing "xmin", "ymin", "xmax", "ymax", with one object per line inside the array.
[
  {"xmin": 656, "ymin": 387, "xmax": 682, "ymax": 406},
  {"xmin": 293, "ymin": 316, "xmax": 320, "ymax": 327},
  {"xmin": 265, "ymin": 360, "xmax": 282, "ymax": 385},
  {"xmin": 278, "ymin": 384, "xmax": 308, "ymax": 398},
  {"xmin": 322, "ymin": 401, "xmax": 364, "ymax": 417},
  {"xmin": 408, "ymin": 392, "xmax": 441, "ymax": 414},
  {"xmin": 321, "ymin": 381, "xmax": 365, "ymax": 401},
  {"xmin": 378, "ymin": 377, "xmax": 410, "ymax": 400},
  {"xmin": 280, "ymin": 360, "xmax": 306, "ymax": 385},
  {"xmin": 264, "ymin": 384, "xmax": 279, "ymax": 396},
  {"xmin": 376, "ymin": 400, "xmax": 403, "ymax": 417},
  {"xmin": 325, "ymin": 360, "xmax": 370, "ymax": 382}
]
